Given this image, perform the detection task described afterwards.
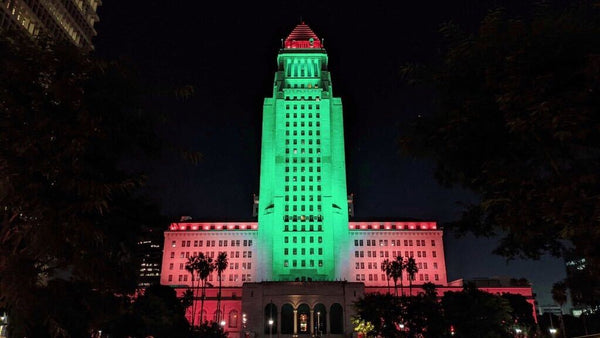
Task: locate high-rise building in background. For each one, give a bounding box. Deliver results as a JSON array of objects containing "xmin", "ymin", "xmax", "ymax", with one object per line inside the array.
[
  {"xmin": 160, "ymin": 23, "xmax": 535, "ymax": 337},
  {"xmin": 136, "ymin": 227, "xmax": 164, "ymax": 288},
  {"xmin": 0, "ymin": 0, "xmax": 101, "ymax": 50}
]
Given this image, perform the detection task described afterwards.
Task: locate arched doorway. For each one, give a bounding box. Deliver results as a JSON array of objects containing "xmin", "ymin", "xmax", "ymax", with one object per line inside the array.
[
  {"xmin": 313, "ymin": 303, "xmax": 327, "ymax": 334},
  {"xmin": 264, "ymin": 303, "xmax": 278, "ymax": 334},
  {"xmin": 297, "ymin": 303, "xmax": 310, "ymax": 334},
  {"xmin": 330, "ymin": 303, "xmax": 344, "ymax": 334},
  {"xmin": 281, "ymin": 304, "xmax": 294, "ymax": 334}
]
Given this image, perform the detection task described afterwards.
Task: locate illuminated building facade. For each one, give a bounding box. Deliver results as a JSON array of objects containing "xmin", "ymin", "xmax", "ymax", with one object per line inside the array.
[
  {"xmin": 0, "ymin": 0, "xmax": 101, "ymax": 50},
  {"xmin": 160, "ymin": 23, "xmax": 535, "ymax": 337}
]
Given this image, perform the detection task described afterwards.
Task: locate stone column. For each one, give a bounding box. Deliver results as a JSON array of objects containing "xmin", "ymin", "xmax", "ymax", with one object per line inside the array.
[
  {"xmin": 293, "ymin": 309, "xmax": 298, "ymax": 335},
  {"xmin": 310, "ymin": 309, "xmax": 314, "ymax": 335}
]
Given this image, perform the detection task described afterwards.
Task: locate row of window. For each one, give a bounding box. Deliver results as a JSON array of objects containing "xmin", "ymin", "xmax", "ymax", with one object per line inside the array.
[
  {"xmin": 284, "ymin": 259, "xmax": 323, "ymax": 268},
  {"xmin": 283, "ymin": 224, "xmax": 324, "ymax": 232},
  {"xmin": 284, "ymin": 236, "xmax": 322, "ymax": 243},
  {"xmin": 285, "ymin": 165, "xmax": 321, "ymax": 171},
  {"xmin": 285, "ymin": 139, "xmax": 321, "ymax": 146},
  {"xmin": 285, "ymin": 156, "xmax": 320, "ymax": 163},
  {"xmin": 284, "ymin": 204, "xmax": 322, "ymax": 212},
  {"xmin": 169, "ymin": 261, "xmax": 253, "ymax": 271},
  {"xmin": 356, "ymin": 273, "xmax": 440, "ymax": 282},
  {"xmin": 354, "ymin": 239, "xmax": 436, "ymax": 247},
  {"xmin": 189, "ymin": 310, "xmax": 240, "ymax": 329},
  {"xmin": 284, "ymin": 96, "xmax": 321, "ymax": 101},
  {"xmin": 354, "ymin": 262, "xmax": 438, "ymax": 270},
  {"xmin": 284, "ymin": 247, "xmax": 323, "ymax": 255},
  {"xmin": 285, "ymin": 121, "xmax": 321, "ymax": 128},
  {"xmin": 285, "ymin": 130, "xmax": 321, "ymax": 137},
  {"xmin": 169, "ymin": 250, "xmax": 254, "ymax": 259},
  {"xmin": 168, "ymin": 273, "xmax": 252, "ymax": 283},
  {"xmin": 283, "ymin": 215, "xmax": 323, "ymax": 222},
  {"xmin": 284, "ymin": 83, "xmax": 319, "ymax": 89},
  {"xmin": 285, "ymin": 112, "xmax": 320, "ymax": 118},
  {"xmin": 174, "ymin": 239, "xmax": 253, "ymax": 248},
  {"xmin": 354, "ymin": 250, "xmax": 438, "ymax": 258}
]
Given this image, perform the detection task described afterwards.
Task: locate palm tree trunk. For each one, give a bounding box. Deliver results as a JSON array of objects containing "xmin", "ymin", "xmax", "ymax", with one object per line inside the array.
[
  {"xmin": 387, "ymin": 276, "xmax": 390, "ymax": 294},
  {"xmin": 400, "ymin": 275, "xmax": 404, "ymax": 297},
  {"xmin": 200, "ymin": 279, "xmax": 206, "ymax": 323},
  {"xmin": 217, "ymin": 272, "xmax": 222, "ymax": 322},
  {"xmin": 190, "ymin": 275, "xmax": 197, "ymax": 328}
]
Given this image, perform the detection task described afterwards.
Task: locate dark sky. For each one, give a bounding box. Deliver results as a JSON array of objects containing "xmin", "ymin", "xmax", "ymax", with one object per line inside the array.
[{"xmin": 94, "ymin": 0, "xmax": 565, "ymax": 307}]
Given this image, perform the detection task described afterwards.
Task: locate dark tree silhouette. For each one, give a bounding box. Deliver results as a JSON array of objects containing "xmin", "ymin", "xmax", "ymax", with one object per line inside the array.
[
  {"xmin": 405, "ymin": 257, "xmax": 418, "ymax": 296},
  {"xmin": 215, "ymin": 252, "xmax": 228, "ymax": 323},
  {"xmin": 400, "ymin": 1, "xmax": 600, "ymax": 280},
  {"xmin": 0, "ymin": 29, "xmax": 170, "ymax": 337}
]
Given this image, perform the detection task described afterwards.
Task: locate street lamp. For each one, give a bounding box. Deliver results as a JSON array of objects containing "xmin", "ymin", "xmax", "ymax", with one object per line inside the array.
[
  {"xmin": 268, "ymin": 318, "xmax": 274, "ymax": 338},
  {"xmin": 515, "ymin": 328, "xmax": 522, "ymax": 337},
  {"xmin": 220, "ymin": 320, "xmax": 226, "ymax": 327},
  {"xmin": 549, "ymin": 328, "xmax": 558, "ymax": 336}
]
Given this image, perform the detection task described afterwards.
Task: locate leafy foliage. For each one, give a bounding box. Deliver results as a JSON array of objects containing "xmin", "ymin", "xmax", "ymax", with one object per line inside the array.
[
  {"xmin": 352, "ymin": 317, "xmax": 375, "ymax": 337},
  {"xmin": 400, "ymin": 1, "xmax": 600, "ymax": 278},
  {"xmin": 441, "ymin": 284, "xmax": 513, "ymax": 338},
  {"xmin": 354, "ymin": 283, "xmax": 526, "ymax": 337},
  {"xmin": 354, "ymin": 293, "xmax": 404, "ymax": 337},
  {"xmin": 0, "ymin": 28, "xmax": 166, "ymax": 336},
  {"xmin": 105, "ymin": 284, "xmax": 190, "ymax": 338}
]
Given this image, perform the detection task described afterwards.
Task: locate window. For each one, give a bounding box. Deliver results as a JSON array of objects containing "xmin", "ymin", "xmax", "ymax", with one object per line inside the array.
[
  {"xmin": 170, "ymin": 252, "xmax": 175, "ymax": 258},
  {"xmin": 169, "ymin": 263, "xmax": 174, "ymax": 270},
  {"xmin": 432, "ymin": 251, "xmax": 437, "ymax": 258},
  {"xmin": 435, "ymin": 274, "xmax": 439, "ymax": 281},
  {"xmin": 172, "ymin": 241, "xmax": 176, "ymax": 248},
  {"xmin": 168, "ymin": 275, "xmax": 173, "ymax": 282}
]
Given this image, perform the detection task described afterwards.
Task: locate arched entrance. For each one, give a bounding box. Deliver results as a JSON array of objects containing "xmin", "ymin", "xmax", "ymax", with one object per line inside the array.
[
  {"xmin": 264, "ymin": 303, "xmax": 277, "ymax": 334},
  {"xmin": 297, "ymin": 303, "xmax": 310, "ymax": 334},
  {"xmin": 313, "ymin": 303, "xmax": 327, "ymax": 334},
  {"xmin": 330, "ymin": 303, "xmax": 344, "ymax": 334},
  {"xmin": 281, "ymin": 303, "xmax": 294, "ymax": 334}
]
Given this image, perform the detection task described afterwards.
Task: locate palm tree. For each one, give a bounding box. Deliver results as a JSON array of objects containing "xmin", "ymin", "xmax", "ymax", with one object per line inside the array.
[
  {"xmin": 552, "ymin": 281, "xmax": 568, "ymax": 338},
  {"xmin": 395, "ymin": 256, "xmax": 405, "ymax": 296},
  {"xmin": 215, "ymin": 252, "xmax": 228, "ymax": 323},
  {"xmin": 390, "ymin": 258, "xmax": 403, "ymax": 297},
  {"xmin": 381, "ymin": 259, "xmax": 391, "ymax": 294},
  {"xmin": 405, "ymin": 256, "xmax": 418, "ymax": 296},
  {"xmin": 185, "ymin": 255, "xmax": 200, "ymax": 327},
  {"xmin": 197, "ymin": 253, "xmax": 215, "ymax": 324}
]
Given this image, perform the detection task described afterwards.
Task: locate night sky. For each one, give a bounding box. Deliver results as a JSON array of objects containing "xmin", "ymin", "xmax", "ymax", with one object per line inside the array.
[{"xmin": 94, "ymin": 0, "xmax": 565, "ymax": 307}]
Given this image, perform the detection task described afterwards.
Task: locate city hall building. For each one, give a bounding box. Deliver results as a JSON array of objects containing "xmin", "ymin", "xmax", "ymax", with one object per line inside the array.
[{"xmin": 160, "ymin": 23, "xmax": 534, "ymax": 337}]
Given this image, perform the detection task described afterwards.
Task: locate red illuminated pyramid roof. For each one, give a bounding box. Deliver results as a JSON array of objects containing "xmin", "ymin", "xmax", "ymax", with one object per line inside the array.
[{"xmin": 284, "ymin": 22, "xmax": 322, "ymax": 49}]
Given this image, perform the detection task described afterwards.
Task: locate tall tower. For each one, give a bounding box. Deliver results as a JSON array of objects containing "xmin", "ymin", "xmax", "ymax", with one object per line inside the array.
[{"xmin": 257, "ymin": 23, "xmax": 350, "ymax": 282}]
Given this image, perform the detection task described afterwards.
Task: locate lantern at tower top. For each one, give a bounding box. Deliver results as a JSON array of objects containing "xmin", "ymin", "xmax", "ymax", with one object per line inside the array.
[{"xmin": 284, "ymin": 22, "xmax": 322, "ymax": 49}]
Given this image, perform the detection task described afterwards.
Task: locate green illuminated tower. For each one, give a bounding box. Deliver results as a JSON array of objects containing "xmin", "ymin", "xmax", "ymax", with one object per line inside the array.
[{"xmin": 257, "ymin": 23, "xmax": 350, "ymax": 281}]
